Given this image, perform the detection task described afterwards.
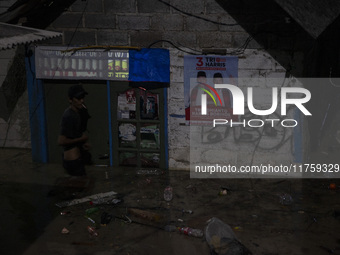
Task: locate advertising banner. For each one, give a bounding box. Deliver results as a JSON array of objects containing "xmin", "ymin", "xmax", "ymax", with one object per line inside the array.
[
  {"xmin": 184, "ymin": 55, "xmax": 238, "ymax": 124},
  {"xmin": 35, "ymin": 46, "xmax": 129, "ymax": 80},
  {"xmin": 35, "ymin": 47, "xmax": 170, "ymax": 83}
]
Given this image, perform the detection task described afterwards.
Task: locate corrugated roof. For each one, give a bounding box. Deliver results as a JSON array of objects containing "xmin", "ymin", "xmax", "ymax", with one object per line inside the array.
[{"xmin": 0, "ymin": 22, "xmax": 62, "ymax": 50}]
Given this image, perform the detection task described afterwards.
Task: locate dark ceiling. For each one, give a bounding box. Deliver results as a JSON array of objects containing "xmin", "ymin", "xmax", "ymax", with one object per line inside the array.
[
  {"xmin": 275, "ymin": 0, "xmax": 340, "ymax": 39},
  {"xmin": 0, "ymin": 0, "xmax": 77, "ymax": 29},
  {"xmin": 215, "ymin": 0, "xmax": 340, "ymax": 76}
]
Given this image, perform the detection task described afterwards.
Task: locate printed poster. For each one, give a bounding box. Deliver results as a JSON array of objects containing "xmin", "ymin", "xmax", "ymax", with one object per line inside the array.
[{"xmin": 184, "ymin": 55, "xmax": 239, "ymax": 125}]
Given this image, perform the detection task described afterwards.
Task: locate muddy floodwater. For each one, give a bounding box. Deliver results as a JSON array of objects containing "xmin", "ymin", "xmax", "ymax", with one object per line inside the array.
[{"xmin": 1, "ymin": 148, "xmax": 339, "ymax": 255}]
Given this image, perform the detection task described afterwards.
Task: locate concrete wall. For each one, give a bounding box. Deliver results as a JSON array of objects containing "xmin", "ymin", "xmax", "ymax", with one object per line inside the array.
[{"xmin": 1, "ymin": 0, "xmax": 308, "ymax": 168}]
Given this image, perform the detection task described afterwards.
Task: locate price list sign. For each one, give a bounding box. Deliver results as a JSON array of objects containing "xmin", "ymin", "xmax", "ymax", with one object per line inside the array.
[{"xmin": 35, "ymin": 46, "xmax": 129, "ymax": 80}]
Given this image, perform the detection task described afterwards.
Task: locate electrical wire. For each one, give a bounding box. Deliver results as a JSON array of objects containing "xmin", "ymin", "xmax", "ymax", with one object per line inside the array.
[
  {"xmin": 147, "ymin": 39, "xmax": 201, "ymax": 55},
  {"xmin": 61, "ymin": 45, "xmax": 141, "ymax": 54},
  {"xmin": 329, "ymin": 67, "xmax": 340, "ymax": 87},
  {"xmin": 228, "ymin": 36, "xmax": 253, "ymax": 55},
  {"xmin": 147, "ymin": 36, "xmax": 253, "ymax": 56},
  {"xmin": 176, "ymin": 41, "xmax": 202, "ymax": 54},
  {"xmin": 66, "ymin": 0, "xmax": 89, "ymax": 48},
  {"xmin": 27, "ymin": 0, "xmax": 89, "ymax": 123},
  {"xmin": 157, "ymin": 0, "xmax": 284, "ymax": 27},
  {"xmin": 157, "ymin": 0, "xmax": 238, "ymax": 26}
]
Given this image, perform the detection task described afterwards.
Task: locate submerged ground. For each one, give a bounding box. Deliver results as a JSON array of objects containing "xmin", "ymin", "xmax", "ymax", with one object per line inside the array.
[{"xmin": 0, "ymin": 148, "xmax": 339, "ymax": 255}]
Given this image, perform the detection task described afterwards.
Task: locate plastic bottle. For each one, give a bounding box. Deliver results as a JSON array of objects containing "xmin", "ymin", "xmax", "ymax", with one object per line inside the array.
[
  {"xmin": 164, "ymin": 186, "xmax": 173, "ymax": 201},
  {"xmin": 86, "ymin": 207, "xmax": 99, "ymax": 216},
  {"xmin": 87, "ymin": 226, "xmax": 99, "ymax": 237},
  {"xmin": 178, "ymin": 227, "xmax": 204, "ymax": 237}
]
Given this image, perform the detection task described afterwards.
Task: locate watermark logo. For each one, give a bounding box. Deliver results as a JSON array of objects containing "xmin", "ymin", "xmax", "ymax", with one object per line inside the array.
[
  {"xmin": 199, "ymin": 82, "xmax": 223, "ymax": 114},
  {"xmin": 201, "ymin": 84, "xmax": 311, "ymax": 127}
]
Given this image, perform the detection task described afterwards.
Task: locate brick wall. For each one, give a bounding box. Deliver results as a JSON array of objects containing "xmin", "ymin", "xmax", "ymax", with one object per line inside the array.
[{"xmin": 48, "ymin": 0, "xmax": 256, "ymax": 48}]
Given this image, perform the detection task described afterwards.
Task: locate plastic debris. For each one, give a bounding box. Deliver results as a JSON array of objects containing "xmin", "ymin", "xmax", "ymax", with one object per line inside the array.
[
  {"xmin": 178, "ymin": 226, "xmax": 204, "ymax": 238},
  {"xmin": 279, "ymin": 193, "xmax": 293, "ymax": 205},
  {"xmin": 61, "ymin": 227, "xmax": 69, "ymax": 234},
  {"xmin": 128, "ymin": 208, "xmax": 163, "ymax": 222},
  {"xmin": 164, "ymin": 225, "xmax": 203, "ymax": 238},
  {"xmin": 90, "ymin": 197, "xmax": 122, "ymax": 205},
  {"xmin": 182, "ymin": 209, "xmax": 193, "ymax": 214},
  {"xmin": 329, "ymin": 183, "xmax": 337, "ymax": 190},
  {"xmin": 87, "ymin": 226, "xmax": 99, "ymax": 237},
  {"xmin": 85, "ymin": 216, "xmax": 96, "ymax": 224},
  {"xmin": 136, "ymin": 169, "xmax": 163, "ymax": 175},
  {"xmin": 60, "ymin": 211, "xmax": 71, "ymax": 215},
  {"xmin": 56, "ymin": 191, "xmax": 117, "ymax": 208},
  {"xmin": 101, "ymin": 212, "xmax": 113, "ymax": 226},
  {"xmin": 164, "ymin": 186, "xmax": 173, "ymax": 201},
  {"xmin": 205, "ymin": 217, "xmax": 252, "ymax": 255},
  {"xmin": 233, "ymin": 226, "xmax": 243, "ymax": 232},
  {"xmin": 86, "ymin": 207, "xmax": 99, "ymax": 216},
  {"xmin": 219, "ymin": 189, "xmax": 228, "ymax": 196}
]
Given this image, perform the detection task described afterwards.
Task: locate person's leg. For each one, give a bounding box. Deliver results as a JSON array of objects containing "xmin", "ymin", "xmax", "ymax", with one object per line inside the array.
[
  {"xmin": 81, "ymin": 149, "xmax": 93, "ymax": 165},
  {"xmin": 63, "ymin": 158, "xmax": 86, "ymax": 176}
]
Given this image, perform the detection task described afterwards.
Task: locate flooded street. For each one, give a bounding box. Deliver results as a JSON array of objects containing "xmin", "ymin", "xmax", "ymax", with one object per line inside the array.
[{"xmin": 1, "ymin": 148, "xmax": 340, "ymax": 255}]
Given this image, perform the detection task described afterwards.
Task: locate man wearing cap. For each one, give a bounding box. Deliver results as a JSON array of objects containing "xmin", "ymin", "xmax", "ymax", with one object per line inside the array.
[{"xmin": 58, "ymin": 84, "xmax": 91, "ymax": 176}]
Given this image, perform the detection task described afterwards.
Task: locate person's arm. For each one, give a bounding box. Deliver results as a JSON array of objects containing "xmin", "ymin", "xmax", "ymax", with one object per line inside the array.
[{"xmin": 58, "ymin": 133, "xmax": 88, "ymax": 146}]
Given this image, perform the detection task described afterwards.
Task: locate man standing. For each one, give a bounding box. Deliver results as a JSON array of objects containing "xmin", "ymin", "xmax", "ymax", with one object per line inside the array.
[{"xmin": 58, "ymin": 84, "xmax": 91, "ymax": 176}]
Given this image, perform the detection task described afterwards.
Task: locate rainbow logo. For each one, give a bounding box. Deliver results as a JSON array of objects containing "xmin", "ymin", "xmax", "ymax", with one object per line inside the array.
[{"xmin": 198, "ymin": 83, "xmax": 222, "ymax": 106}]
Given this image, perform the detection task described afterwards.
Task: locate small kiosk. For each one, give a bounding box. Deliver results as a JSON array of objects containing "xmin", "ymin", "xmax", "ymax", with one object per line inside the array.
[{"xmin": 25, "ymin": 46, "xmax": 170, "ymax": 170}]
